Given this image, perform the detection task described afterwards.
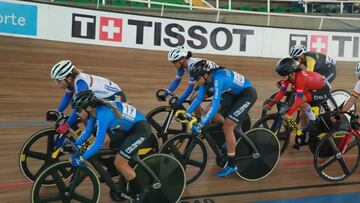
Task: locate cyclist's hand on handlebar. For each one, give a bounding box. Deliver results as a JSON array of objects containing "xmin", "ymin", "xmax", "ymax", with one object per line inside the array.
[
  {"xmin": 56, "ymin": 123, "xmax": 70, "ymax": 134},
  {"xmin": 175, "ymin": 110, "xmax": 192, "ymax": 123}
]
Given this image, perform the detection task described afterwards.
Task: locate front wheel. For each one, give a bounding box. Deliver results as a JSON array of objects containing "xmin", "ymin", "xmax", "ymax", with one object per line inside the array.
[
  {"xmin": 235, "ymin": 128, "xmax": 280, "ymax": 181},
  {"xmin": 31, "ymin": 161, "xmax": 101, "ymax": 203},
  {"xmin": 19, "ymin": 128, "xmax": 69, "ymax": 185},
  {"xmin": 159, "ymin": 133, "xmax": 208, "ymax": 185},
  {"xmin": 252, "ymin": 114, "xmax": 291, "ymax": 155},
  {"xmin": 131, "ymin": 154, "xmax": 186, "ymax": 203},
  {"xmin": 314, "ymin": 130, "xmax": 360, "ymax": 182}
]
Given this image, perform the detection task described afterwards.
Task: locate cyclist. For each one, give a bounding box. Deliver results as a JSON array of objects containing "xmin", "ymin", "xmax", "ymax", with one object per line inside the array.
[
  {"xmin": 342, "ymin": 63, "xmax": 360, "ymax": 124},
  {"xmin": 158, "ymin": 46, "xmax": 218, "ymax": 115},
  {"xmin": 289, "ymin": 44, "xmax": 336, "ymax": 83},
  {"xmin": 48, "ymin": 60, "xmax": 126, "ymax": 135},
  {"xmin": 180, "ymin": 60, "xmax": 257, "ymax": 177},
  {"xmin": 71, "ymin": 90, "xmax": 150, "ymax": 199},
  {"xmin": 264, "ymin": 57, "xmax": 331, "ymax": 146}
]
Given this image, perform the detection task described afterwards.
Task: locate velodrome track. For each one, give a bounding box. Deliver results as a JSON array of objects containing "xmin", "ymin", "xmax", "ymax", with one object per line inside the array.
[{"xmin": 0, "ymin": 35, "xmax": 359, "ymax": 202}]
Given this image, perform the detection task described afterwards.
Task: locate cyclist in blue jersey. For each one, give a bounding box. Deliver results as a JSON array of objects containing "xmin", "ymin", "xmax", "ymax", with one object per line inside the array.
[
  {"xmin": 71, "ymin": 90, "xmax": 150, "ymax": 199},
  {"xmin": 181, "ymin": 60, "xmax": 257, "ymax": 177},
  {"xmin": 158, "ymin": 46, "xmax": 218, "ymax": 114},
  {"xmin": 47, "ymin": 60, "xmax": 126, "ymax": 135}
]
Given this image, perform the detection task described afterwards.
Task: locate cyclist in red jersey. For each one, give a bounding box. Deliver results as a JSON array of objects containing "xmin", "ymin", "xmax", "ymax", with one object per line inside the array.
[{"xmin": 264, "ymin": 57, "xmax": 330, "ymax": 145}]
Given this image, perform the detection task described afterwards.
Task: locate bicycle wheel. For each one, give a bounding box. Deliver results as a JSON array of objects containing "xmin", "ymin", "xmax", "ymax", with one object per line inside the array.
[
  {"xmin": 159, "ymin": 133, "xmax": 207, "ymax": 185},
  {"xmin": 146, "ymin": 106, "xmax": 187, "ymax": 144},
  {"xmin": 252, "ymin": 114, "xmax": 291, "ymax": 155},
  {"xmin": 327, "ymin": 89, "xmax": 355, "ymax": 112},
  {"xmin": 19, "ymin": 128, "xmax": 70, "ymax": 185},
  {"xmin": 131, "ymin": 154, "xmax": 186, "ymax": 203},
  {"xmin": 31, "ymin": 161, "xmax": 101, "ymax": 203},
  {"xmin": 235, "ymin": 128, "xmax": 280, "ymax": 181},
  {"xmin": 314, "ymin": 130, "xmax": 360, "ymax": 182}
]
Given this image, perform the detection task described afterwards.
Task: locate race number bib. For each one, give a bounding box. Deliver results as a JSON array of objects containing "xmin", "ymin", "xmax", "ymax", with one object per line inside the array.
[
  {"xmin": 233, "ymin": 72, "xmax": 245, "ymax": 86},
  {"xmin": 122, "ymin": 103, "xmax": 136, "ymax": 120}
]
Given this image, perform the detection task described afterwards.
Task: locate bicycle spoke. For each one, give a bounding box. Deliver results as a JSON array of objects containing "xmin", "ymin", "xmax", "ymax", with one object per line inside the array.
[
  {"xmin": 186, "ymin": 159, "xmax": 203, "ymax": 168},
  {"xmin": 27, "ymin": 150, "xmax": 48, "ymax": 160},
  {"xmin": 168, "ymin": 142, "xmax": 184, "ymax": 160},
  {"xmin": 183, "ymin": 138, "xmax": 197, "ymax": 160},
  {"xmin": 71, "ymin": 192, "xmax": 93, "ymax": 203},
  {"xmin": 337, "ymin": 157, "xmax": 351, "ymax": 175},
  {"xmin": 37, "ymin": 193, "xmax": 63, "ymax": 203},
  {"xmin": 47, "ymin": 134, "xmax": 55, "ymax": 154},
  {"xmin": 318, "ymin": 155, "xmax": 337, "ymax": 171},
  {"xmin": 69, "ymin": 169, "xmax": 87, "ymax": 192},
  {"xmin": 51, "ymin": 170, "xmax": 68, "ymax": 194},
  {"xmin": 147, "ymin": 117, "xmax": 163, "ymax": 132}
]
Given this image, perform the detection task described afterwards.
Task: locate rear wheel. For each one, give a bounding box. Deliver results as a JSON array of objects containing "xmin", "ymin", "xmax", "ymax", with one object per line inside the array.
[
  {"xmin": 235, "ymin": 128, "xmax": 280, "ymax": 181},
  {"xmin": 131, "ymin": 154, "xmax": 186, "ymax": 202}
]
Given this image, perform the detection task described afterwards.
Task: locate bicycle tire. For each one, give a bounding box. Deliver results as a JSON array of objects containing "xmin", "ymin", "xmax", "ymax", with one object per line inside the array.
[
  {"xmin": 159, "ymin": 133, "xmax": 207, "ymax": 185},
  {"xmin": 314, "ymin": 130, "xmax": 360, "ymax": 182},
  {"xmin": 146, "ymin": 106, "xmax": 187, "ymax": 144},
  {"xmin": 19, "ymin": 128, "xmax": 70, "ymax": 185},
  {"xmin": 252, "ymin": 114, "xmax": 291, "ymax": 155},
  {"xmin": 31, "ymin": 161, "xmax": 101, "ymax": 203},
  {"xmin": 235, "ymin": 128, "xmax": 280, "ymax": 181},
  {"xmin": 131, "ymin": 153, "xmax": 186, "ymax": 203}
]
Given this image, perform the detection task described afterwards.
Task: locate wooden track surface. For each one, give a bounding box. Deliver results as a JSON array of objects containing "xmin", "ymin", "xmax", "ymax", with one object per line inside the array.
[{"xmin": 0, "ymin": 35, "xmax": 359, "ymax": 202}]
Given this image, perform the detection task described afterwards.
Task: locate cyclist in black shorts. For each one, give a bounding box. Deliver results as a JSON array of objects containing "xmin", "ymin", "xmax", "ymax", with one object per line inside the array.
[{"xmin": 289, "ymin": 44, "xmax": 336, "ymax": 83}]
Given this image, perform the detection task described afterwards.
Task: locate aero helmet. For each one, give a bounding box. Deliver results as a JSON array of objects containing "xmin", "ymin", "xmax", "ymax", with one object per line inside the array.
[
  {"xmin": 168, "ymin": 46, "xmax": 188, "ymax": 61},
  {"xmin": 289, "ymin": 44, "xmax": 306, "ymax": 58},
  {"xmin": 71, "ymin": 90, "xmax": 97, "ymax": 110},
  {"xmin": 356, "ymin": 63, "xmax": 360, "ymax": 77},
  {"xmin": 275, "ymin": 57, "xmax": 300, "ymax": 77},
  {"xmin": 51, "ymin": 60, "xmax": 75, "ymax": 80}
]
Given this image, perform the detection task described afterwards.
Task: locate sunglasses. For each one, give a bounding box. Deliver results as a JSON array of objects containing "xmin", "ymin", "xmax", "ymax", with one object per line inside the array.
[
  {"xmin": 76, "ymin": 109, "xmax": 84, "ymax": 114},
  {"xmin": 171, "ymin": 60, "xmax": 179, "ymax": 64}
]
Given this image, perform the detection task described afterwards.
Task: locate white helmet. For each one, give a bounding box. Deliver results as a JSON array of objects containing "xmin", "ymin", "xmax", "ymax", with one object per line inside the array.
[
  {"xmin": 356, "ymin": 62, "xmax": 360, "ymax": 77},
  {"xmin": 51, "ymin": 60, "xmax": 75, "ymax": 80},
  {"xmin": 289, "ymin": 44, "xmax": 306, "ymax": 58},
  {"xmin": 168, "ymin": 46, "xmax": 188, "ymax": 61}
]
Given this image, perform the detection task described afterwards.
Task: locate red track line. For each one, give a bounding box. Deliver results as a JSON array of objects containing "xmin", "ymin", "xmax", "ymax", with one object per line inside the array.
[{"xmin": 0, "ymin": 181, "xmax": 32, "ymax": 189}]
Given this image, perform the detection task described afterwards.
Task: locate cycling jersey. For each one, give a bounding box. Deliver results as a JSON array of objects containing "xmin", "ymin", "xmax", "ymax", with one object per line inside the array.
[
  {"xmin": 186, "ymin": 68, "xmax": 253, "ymax": 126},
  {"xmin": 57, "ymin": 73, "xmax": 124, "ymax": 126},
  {"xmin": 75, "ymin": 102, "xmax": 146, "ymax": 160},
  {"xmin": 166, "ymin": 58, "xmax": 218, "ymax": 104},
  {"xmin": 271, "ymin": 70, "xmax": 326, "ymax": 116},
  {"xmin": 303, "ymin": 51, "xmax": 336, "ymax": 82}
]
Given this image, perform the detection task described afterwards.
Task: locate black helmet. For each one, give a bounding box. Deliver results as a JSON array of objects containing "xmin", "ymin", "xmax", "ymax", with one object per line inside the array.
[
  {"xmin": 275, "ymin": 57, "xmax": 300, "ymax": 76},
  {"xmin": 190, "ymin": 60, "xmax": 219, "ymax": 79},
  {"xmin": 71, "ymin": 90, "xmax": 97, "ymax": 110}
]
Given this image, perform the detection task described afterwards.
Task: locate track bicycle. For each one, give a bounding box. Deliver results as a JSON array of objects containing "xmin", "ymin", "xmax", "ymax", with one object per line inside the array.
[
  {"xmin": 19, "ymin": 110, "xmax": 158, "ymax": 185},
  {"xmin": 160, "ymin": 115, "xmax": 280, "ymax": 185},
  {"xmin": 314, "ymin": 110, "xmax": 360, "ymax": 182},
  {"xmin": 31, "ymin": 139, "xmax": 186, "ymax": 203},
  {"xmin": 146, "ymin": 89, "xmax": 251, "ymax": 145}
]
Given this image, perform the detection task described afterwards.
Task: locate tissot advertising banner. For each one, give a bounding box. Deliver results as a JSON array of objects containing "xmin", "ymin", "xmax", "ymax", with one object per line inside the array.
[{"xmin": 1, "ymin": 0, "xmax": 359, "ymax": 61}]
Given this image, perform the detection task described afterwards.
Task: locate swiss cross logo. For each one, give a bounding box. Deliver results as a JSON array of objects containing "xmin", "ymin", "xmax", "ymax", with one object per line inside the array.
[
  {"xmin": 99, "ymin": 17, "xmax": 122, "ymax": 42},
  {"xmin": 310, "ymin": 35, "xmax": 328, "ymax": 54}
]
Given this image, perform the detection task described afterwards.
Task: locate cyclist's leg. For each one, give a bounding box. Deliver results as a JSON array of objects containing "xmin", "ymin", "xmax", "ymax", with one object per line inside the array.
[
  {"xmin": 217, "ymin": 87, "xmax": 257, "ymax": 177},
  {"xmin": 114, "ymin": 120, "xmax": 151, "ymax": 195}
]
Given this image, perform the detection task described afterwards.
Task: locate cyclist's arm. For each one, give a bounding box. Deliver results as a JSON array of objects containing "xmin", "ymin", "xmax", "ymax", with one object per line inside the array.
[
  {"xmin": 57, "ymin": 90, "xmax": 74, "ymax": 112},
  {"xmin": 65, "ymin": 80, "xmax": 89, "ymax": 126},
  {"xmin": 305, "ymin": 55, "xmax": 316, "ymax": 72},
  {"xmin": 75, "ymin": 116, "xmax": 95, "ymax": 145},
  {"xmin": 268, "ymin": 81, "xmax": 289, "ymax": 108},
  {"xmin": 186, "ymin": 85, "xmax": 206, "ymax": 114},
  {"xmin": 82, "ymin": 110, "xmax": 113, "ymax": 160},
  {"xmin": 176, "ymin": 78, "xmax": 195, "ymax": 104},
  {"xmin": 165, "ymin": 68, "xmax": 185, "ymax": 96},
  {"xmin": 286, "ymin": 94, "xmax": 303, "ymax": 116},
  {"xmin": 199, "ymin": 78, "xmax": 223, "ymax": 126},
  {"xmin": 286, "ymin": 78, "xmax": 305, "ymax": 116}
]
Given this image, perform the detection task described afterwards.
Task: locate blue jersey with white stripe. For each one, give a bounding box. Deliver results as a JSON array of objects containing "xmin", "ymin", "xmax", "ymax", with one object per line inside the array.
[
  {"xmin": 75, "ymin": 102, "xmax": 145, "ymax": 160},
  {"xmin": 187, "ymin": 68, "xmax": 253, "ymax": 126}
]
